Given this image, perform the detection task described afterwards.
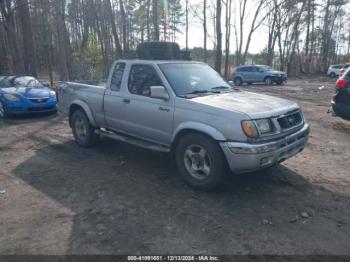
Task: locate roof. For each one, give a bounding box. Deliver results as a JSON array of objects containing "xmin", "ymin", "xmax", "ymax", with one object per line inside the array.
[{"xmin": 116, "ymin": 59, "xmax": 203, "ymax": 65}]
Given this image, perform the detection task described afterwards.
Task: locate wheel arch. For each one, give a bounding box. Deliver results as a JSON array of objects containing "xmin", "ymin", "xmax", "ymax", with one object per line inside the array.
[
  {"xmin": 171, "ymin": 122, "xmax": 226, "ymax": 151},
  {"xmin": 69, "ymin": 100, "xmax": 97, "ymax": 128}
]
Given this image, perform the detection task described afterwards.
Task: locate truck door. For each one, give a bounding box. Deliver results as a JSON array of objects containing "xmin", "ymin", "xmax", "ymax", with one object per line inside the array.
[
  {"xmin": 117, "ymin": 64, "xmax": 174, "ymax": 145},
  {"xmin": 104, "ymin": 62, "xmax": 127, "ymax": 132}
]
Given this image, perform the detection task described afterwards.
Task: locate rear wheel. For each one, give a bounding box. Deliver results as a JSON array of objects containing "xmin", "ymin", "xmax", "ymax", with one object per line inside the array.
[
  {"xmin": 175, "ymin": 133, "xmax": 228, "ymax": 191},
  {"xmin": 234, "ymin": 77, "xmax": 243, "ymax": 86},
  {"xmin": 0, "ymin": 101, "xmax": 7, "ymax": 118},
  {"xmin": 330, "ymin": 72, "xmax": 336, "ymax": 78},
  {"xmin": 71, "ymin": 109, "xmax": 99, "ymax": 147}
]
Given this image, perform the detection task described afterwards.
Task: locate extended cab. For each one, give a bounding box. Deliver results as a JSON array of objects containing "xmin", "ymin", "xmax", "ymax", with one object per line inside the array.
[{"xmin": 57, "ymin": 59, "xmax": 309, "ymax": 190}]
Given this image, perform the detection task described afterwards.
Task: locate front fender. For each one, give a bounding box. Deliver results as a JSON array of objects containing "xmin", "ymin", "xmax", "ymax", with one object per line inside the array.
[
  {"xmin": 70, "ymin": 100, "xmax": 98, "ymax": 127},
  {"xmin": 172, "ymin": 122, "xmax": 227, "ymax": 142}
]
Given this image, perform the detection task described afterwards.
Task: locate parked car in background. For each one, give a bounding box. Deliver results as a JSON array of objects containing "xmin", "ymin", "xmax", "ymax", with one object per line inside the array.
[
  {"xmin": 232, "ymin": 65, "xmax": 287, "ymax": 86},
  {"xmin": 327, "ymin": 64, "xmax": 344, "ymax": 78},
  {"xmin": 57, "ymin": 49, "xmax": 309, "ymax": 190},
  {"xmin": 0, "ymin": 75, "xmax": 57, "ymax": 118},
  {"xmin": 331, "ymin": 69, "xmax": 350, "ymax": 120},
  {"xmin": 339, "ymin": 64, "xmax": 350, "ymax": 77}
]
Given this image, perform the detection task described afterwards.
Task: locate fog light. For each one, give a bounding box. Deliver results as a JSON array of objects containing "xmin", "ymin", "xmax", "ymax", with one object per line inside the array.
[{"xmin": 261, "ymin": 157, "xmax": 273, "ymax": 166}]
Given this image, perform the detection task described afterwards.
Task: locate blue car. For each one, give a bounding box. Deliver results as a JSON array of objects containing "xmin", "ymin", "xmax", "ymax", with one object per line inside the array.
[{"xmin": 0, "ymin": 76, "xmax": 57, "ymax": 118}]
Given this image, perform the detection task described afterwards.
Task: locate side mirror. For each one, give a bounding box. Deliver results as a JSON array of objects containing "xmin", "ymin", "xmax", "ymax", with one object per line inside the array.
[{"xmin": 150, "ymin": 86, "xmax": 169, "ymax": 100}]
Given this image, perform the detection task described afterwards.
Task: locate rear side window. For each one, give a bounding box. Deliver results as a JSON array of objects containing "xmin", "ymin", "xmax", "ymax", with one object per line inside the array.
[
  {"xmin": 110, "ymin": 63, "xmax": 125, "ymax": 91},
  {"xmin": 128, "ymin": 64, "xmax": 163, "ymax": 97}
]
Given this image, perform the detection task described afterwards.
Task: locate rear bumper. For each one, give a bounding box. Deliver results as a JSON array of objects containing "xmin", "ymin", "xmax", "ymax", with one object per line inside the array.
[
  {"xmin": 220, "ymin": 123, "xmax": 310, "ymax": 173},
  {"xmin": 4, "ymin": 99, "xmax": 57, "ymax": 115},
  {"xmin": 332, "ymin": 100, "xmax": 350, "ymax": 120}
]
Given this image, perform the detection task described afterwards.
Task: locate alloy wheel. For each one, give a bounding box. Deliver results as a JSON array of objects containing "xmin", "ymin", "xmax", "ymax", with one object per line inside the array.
[
  {"xmin": 184, "ymin": 144, "xmax": 212, "ymax": 180},
  {"xmin": 75, "ymin": 117, "xmax": 87, "ymax": 139},
  {"xmin": 0, "ymin": 102, "xmax": 5, "ymax": 118}
]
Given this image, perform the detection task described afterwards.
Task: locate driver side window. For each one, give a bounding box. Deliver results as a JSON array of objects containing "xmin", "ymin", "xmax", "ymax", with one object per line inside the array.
[{"xmin": 128, "ymin": 64, "xmax": 163, "ymax": 97}]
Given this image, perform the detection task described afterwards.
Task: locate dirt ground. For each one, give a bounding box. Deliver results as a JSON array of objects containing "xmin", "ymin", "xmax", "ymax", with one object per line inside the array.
[{"xmin": 0, "ymin": 77, "xmax": 350, "ymax": 255}]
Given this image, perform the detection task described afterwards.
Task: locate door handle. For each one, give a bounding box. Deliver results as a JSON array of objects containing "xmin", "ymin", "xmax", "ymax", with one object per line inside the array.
[
  {"xmin": 123, "ymin": 99, "xmax": 131, "ymax": 104},
  {"xmin": 159, "ymin": 106, "xmax": 170, "ymax": 112}
]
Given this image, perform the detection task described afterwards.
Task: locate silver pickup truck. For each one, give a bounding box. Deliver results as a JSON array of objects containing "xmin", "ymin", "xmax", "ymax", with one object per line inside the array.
[{"xmin": 57, "ymin": 59, "xmax": 309, "ymax": 190}]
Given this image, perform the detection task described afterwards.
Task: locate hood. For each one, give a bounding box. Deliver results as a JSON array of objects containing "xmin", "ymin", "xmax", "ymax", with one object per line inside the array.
[
  {"xmin": 190, "ymin": 91, "xmax": 298, "ymax": 119},
  {"xmin": 269, "ymin": 70, "xmax": 286, "ymax": 75},
  {"xmin": 1, "ymin": 87, "xmax": 51, "ymax": 98}
]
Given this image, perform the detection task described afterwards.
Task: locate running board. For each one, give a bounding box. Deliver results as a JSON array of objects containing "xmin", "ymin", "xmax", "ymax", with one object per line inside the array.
[{"xmin": 96, "ymin": 129, "xmax": 170, "ymax": 153}]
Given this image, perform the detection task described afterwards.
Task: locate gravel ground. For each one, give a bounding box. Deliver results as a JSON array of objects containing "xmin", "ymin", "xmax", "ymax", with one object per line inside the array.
[{"xmin": 0, "ymin": 77, "xmax": 350, "ymax": 255}]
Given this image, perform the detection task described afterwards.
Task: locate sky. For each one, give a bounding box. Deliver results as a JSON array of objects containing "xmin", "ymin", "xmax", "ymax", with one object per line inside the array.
[{"xmin": 176, "ymin": 0, "xmax": 269, "ymax": 54}]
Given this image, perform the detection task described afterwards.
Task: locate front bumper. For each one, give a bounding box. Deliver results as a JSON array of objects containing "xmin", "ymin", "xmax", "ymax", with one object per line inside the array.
[
  {"xmin": 4, "ymin": 99, "xmax": 57, "ymax": 115},
  {"xmin": 272, "ymin": 75, "xmax": 287, "ymax": 82},
  {"xmin": 220, "ymin": 123, "xmax": 310, "ymax": 173}
]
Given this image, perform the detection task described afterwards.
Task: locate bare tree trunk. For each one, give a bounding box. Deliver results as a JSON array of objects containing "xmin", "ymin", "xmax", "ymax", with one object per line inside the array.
[
  {"xmin": 214, "ymin": 0, "xmax": 222, "ymax": 73},
  {"xmin": 242, "ymin": 0, "xmax": 266, "ymax": 64},
  {"xmin": 0, "ymin": 0, "xmax": 25, "ymax": 74},
  {"xmin": 17, "ymin": 0, "xmax": 37, "ymax": 77},
  {"xmin": 185, "ymin": 0, "xmax": 188, "ymax": 50},
  {"xmin": 106, "ymin": 0, "xmax": 123, "ymax": 58},
  {"xmin": 203, "ymin": 0, "xmax": 207, "ymax": 62},
  {"xmin": 224, "ymin": 0, "xmax": 232, "ymax": 78},
  {"xmin": 119, "ymin": 0, "xmax": 128, "ymax": 53},
  {"xmin": 152, "ymin": 0, "xmax": 159, "ymax": 41},
  {"xmin": 54, "ymin": 0, "xmax": 70, "ymax": 81}
]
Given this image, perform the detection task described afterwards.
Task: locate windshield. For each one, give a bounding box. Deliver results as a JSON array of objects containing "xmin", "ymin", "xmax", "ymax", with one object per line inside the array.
[
  {"xmin": 259, "ymin": 65, "xmax": 272, "ymax": 71},
  {"xmin": 159, "ymin": 63, "xmax": 232, "ymax": 96},
  {"xmin": 0, "ymin": 76, "xmax": 44, "ymax": 88}
]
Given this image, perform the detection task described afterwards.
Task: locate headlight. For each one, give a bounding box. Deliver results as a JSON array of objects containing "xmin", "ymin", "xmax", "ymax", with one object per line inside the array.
[
  {"xmin": 50, "ymin": 91, "xmax": 56, "ymax": 98},
  {"xmin": 4, "ymin": 94, "xmax": 21, "ymax": 102},
  {"xmin": 241, "ymin": 120, "xmax": 258, "ymax": 138},
  {"xmin": 255, "ymin": 119, "xmax": 273, "ymax": 134}
]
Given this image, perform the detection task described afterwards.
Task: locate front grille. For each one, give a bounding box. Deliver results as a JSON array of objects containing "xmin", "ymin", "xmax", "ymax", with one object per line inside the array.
[
  {"xmin": 29, "ymin": 98, "xmax": 49, "ymax": 103},
  {"xmin": 277, "ymin": 111, "xmax": 303, "ymax": 130},
  {"xmin": 28, "ymin": 106, "xmax": 55, "ymax": 112}
]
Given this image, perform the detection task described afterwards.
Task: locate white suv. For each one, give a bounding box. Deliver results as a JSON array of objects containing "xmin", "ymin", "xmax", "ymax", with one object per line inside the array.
[{"xmin": 328, "ymin": 64, "xmax": 345, "ymax": 78}]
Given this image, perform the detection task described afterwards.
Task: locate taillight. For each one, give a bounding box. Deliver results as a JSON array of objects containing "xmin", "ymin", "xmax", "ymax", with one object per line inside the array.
[
  {"xmin": 335, "ymin": 78, "xmax": 349, "ymax": 89},
  {"xmin": 340, "ymin": 69, "xmax": 345, "ymax": 75}
]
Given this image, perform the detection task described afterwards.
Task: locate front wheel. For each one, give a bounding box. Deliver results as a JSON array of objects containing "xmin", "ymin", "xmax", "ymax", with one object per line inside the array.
[
  {"xmin": 0, "ymin": 101, "xmax": 7, "ymax": 118},
  {"xmin": 264, "ymin": 77, "xmax": 273, "ymax": 85},
  {"xmin": 234, "ymin": 77, "xmax": 243, "ymax": 86},
  {"xmin": 175, "ymin": 133, "xmax": 228, "ymax": 191},
  {"xmin": 276, "ymin": 79, "xmax": 284, "ymax": 85},
  {"xmin": 71, "ymin": 109, "xmax": 99, "ymax": 147}
]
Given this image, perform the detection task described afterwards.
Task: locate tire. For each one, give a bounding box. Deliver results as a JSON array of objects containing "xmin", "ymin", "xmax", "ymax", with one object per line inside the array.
[
  {"xmin": 0, "ymin": 101, "xmax": 7, "ymax": 118},
  {"xmin": 175, "ymin": 133, "xmax": 228, "ymax": 191},
  {"xmin": 264, "ymin": 76, "xmax": 273, "ymax": 85},
  {"xmin": 71, "ymin": 109, "xmax": 99, "ymax": 147},
  {"xmin": 330, "ymin": 72, "xmax": 336, "ymax": 78},
  {"xmin": 234, "ymin": 77, "xmax": 243, "ymax": 86},
  {"xmin": 276, "ymin": 80, "xmax": 283, "ymax": 85}
]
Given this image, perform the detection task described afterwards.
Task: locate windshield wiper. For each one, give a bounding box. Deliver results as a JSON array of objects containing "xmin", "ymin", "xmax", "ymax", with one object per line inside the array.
[
  {"xmin": 211, "ymin": 86, "xmax": 230, "ymax": 90},
  {"xmin": 179, "ymin": 89, "xmax": 220, "ymax": 98},
  {"xmin": 212, "ymin": 85, "xmax": 239, "ymax": 92}
]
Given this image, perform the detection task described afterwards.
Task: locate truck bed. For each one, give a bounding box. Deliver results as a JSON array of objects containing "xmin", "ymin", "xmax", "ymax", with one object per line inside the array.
[{"xmin": 57, "ymin": 81, "xmax": 106, "ymax": 126}]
